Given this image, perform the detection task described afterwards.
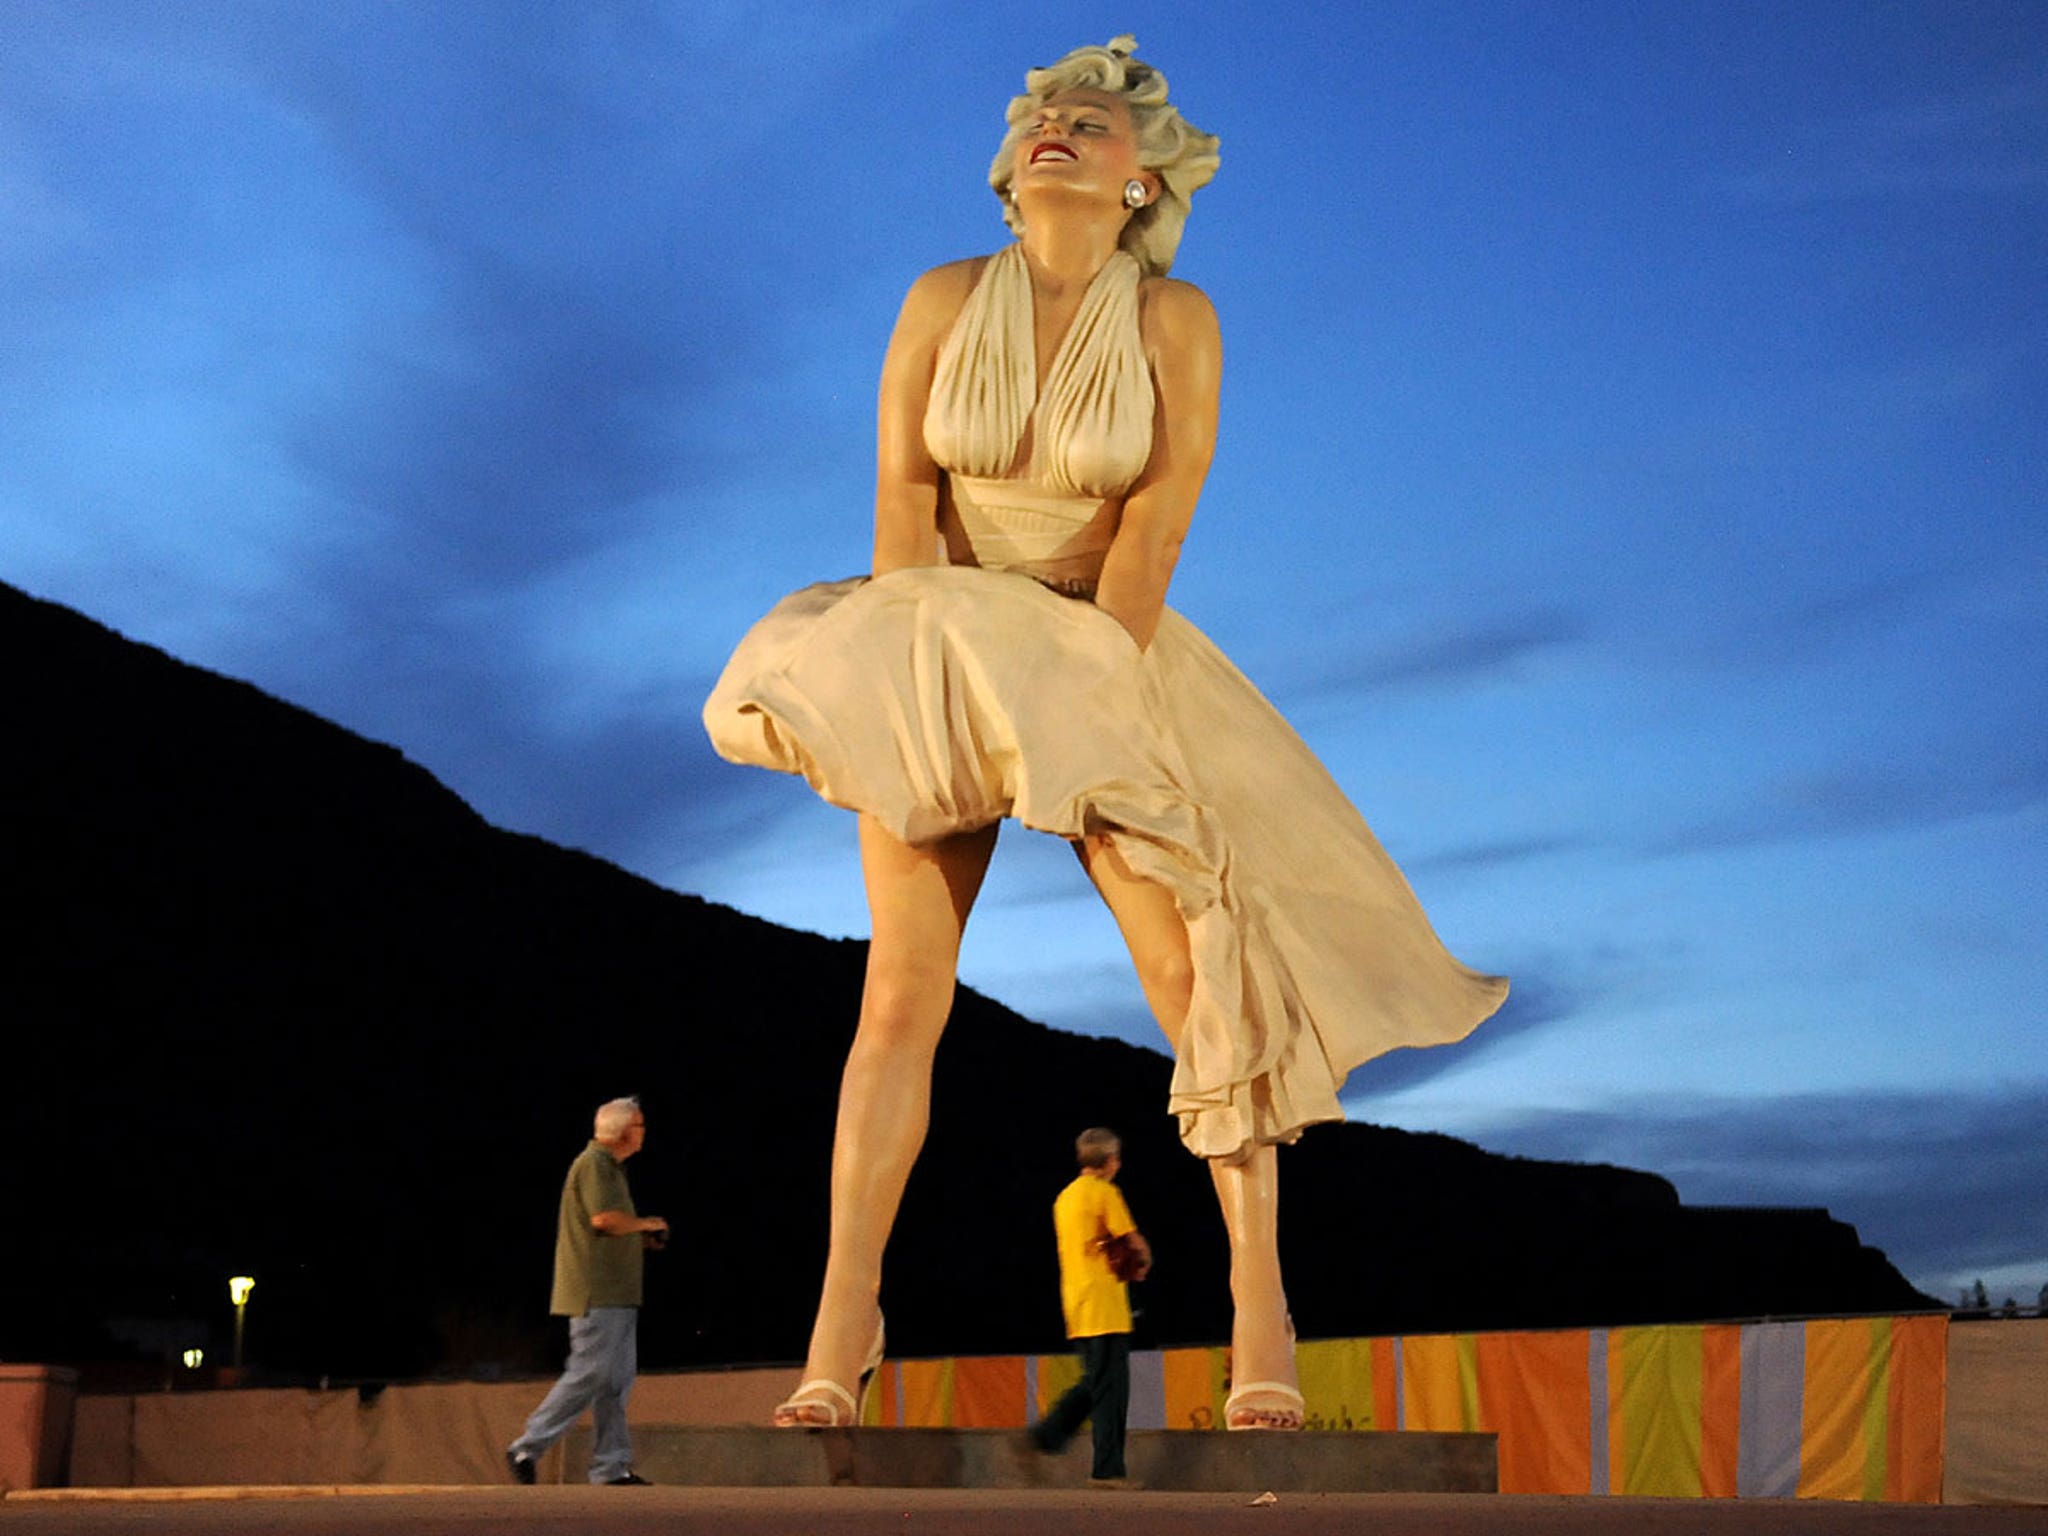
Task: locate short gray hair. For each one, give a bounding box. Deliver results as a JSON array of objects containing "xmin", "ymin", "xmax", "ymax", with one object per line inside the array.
[
  {"xmin": 1075, "ymin": 1127, "xmax": 1121, "ymax": 1168},
  {"xmin": 593, "ymin": 1097, "xmax": 642, "ymax": 1140}
]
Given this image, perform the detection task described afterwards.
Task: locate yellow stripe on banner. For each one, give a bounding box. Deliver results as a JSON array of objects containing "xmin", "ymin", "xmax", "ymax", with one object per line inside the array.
[
  {"xmin": 1613, "ymin": 1326, "xmax": 1705, "ymax": 1498},
  {"xmin": 898, "ymin": 1359, "xmax": 954, "ymax": 1428},
  {"xmin": 1402, "ymin": 1334, "xmax": 1479, "ymax": 1431},
  {"xmin": 1297, "ymin": 1337, "xmax": 1379, "ymax": 1431},
  {"xmin": 1799, "ymin": 1319, "xmax": 1873, "ymax": 1500},
  {"xmin": 1861, "ymin": 1318, "xmax": 1892, "ymax": 1502},
  {"xmin": 867, "ymin": 1362, "xmax": 895, "ymax": 1426},
  {"xmin": 1035, "ymin": 1352, "xmax": 1084, "ymax": 1421}
]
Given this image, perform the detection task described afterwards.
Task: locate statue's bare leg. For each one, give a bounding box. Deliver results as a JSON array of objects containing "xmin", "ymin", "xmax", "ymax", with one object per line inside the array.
[
  {"xmin": 778, "ymin": 814, "xmax": 999, "ymax": 1425},
  {"xmin": 1074, "ymin": 833, "xmax": 1301, "ymax": 1426}
]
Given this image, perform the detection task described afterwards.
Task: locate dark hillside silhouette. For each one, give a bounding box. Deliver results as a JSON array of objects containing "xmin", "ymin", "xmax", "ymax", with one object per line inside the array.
[{"xmin": 0, "ymin": 580, "xmax": 1937, "ymax": 1386}]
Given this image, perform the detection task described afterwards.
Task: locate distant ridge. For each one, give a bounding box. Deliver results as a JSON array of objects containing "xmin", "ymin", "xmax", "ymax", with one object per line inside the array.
[{"xmin": 0, "ymin": 580, "xmax": 1938, "ymax": 1384}]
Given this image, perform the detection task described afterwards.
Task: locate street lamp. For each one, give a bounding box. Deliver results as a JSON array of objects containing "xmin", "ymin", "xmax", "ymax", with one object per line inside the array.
[{"xmin": 229, "ymin": 1276, "xmax": 255, "ymax": 1371}]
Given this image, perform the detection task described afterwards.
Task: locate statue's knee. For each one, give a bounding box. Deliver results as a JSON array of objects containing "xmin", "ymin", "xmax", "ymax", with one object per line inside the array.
[
  {"xmin": 856, "ymin": 965, "xmax": 951, "ymax": 1046},
  {"xmin": 1140, "ymin": 950, "xmax": 1195, "ymax": 1017}
]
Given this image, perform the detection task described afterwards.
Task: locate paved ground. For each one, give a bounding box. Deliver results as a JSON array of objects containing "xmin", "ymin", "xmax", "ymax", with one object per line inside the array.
[{"xmin": 3, "ymin": 1487, "xmax": 2044, "ymax": 1535}]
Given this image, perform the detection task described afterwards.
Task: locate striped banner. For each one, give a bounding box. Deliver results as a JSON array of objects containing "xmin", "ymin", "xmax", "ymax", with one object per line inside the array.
[{"xmin": 865, "ymin": 1314, "xmax": 1945, "ymax": 1502}]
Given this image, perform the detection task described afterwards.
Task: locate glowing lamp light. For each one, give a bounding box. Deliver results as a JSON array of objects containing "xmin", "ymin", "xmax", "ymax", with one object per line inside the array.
[
  {"xmin": 229, "ymin": 1274, "xmax": 256, "ymax": 1374},
  {"xmin": 182, "ymin": 1348, "xmax": 204, "ymax": 1369}
]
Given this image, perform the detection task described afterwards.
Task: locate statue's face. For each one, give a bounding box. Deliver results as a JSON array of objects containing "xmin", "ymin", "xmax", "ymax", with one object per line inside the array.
[{"xmin": 1011, "ymin": 88, "xmax": 1151, "ymax": 211}]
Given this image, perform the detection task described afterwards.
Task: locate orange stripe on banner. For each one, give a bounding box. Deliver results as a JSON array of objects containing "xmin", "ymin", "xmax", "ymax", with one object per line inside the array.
[
  {"xmin": 898, "ymin": 1359, "xmax": 952, "ymax": 1428},
  {"xmin": 871, "ymin": 1362, "xmax": 898, "ymax": 1426},
  {"xmin": 1700, "ymin": 1324, "xmax": 1741, "ymax": 1498},
  {"xmin": 1160, "ymin": 1347, "xmax": 1224, "ymax": 1431},
  {"xmin": 1884, "ymin": 1315, "xmax": 1946, "ymax": 1503},
  {"xmin": 1402, "ymin": 1334, "xmax": 1478, "ymax": 1431},
  {"xmin": 1372, "ymin": 1337, "xmax": 1398, "ymax": 1434},
  {"xmin": 1799, "ymin": 1319, "xmax": 1872, "ymax": 1500},
  {"xmin": 950, "ymin": 1355, "xmax": 1026, "ymax": 1428},
  {"xmin": 1475, "ymin": 1330, "xmax": 1592, "ymax": 1494}
]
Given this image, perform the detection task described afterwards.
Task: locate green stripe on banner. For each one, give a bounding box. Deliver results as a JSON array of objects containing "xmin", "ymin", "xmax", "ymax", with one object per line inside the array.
[
  {"xmin": 1457, "ymin": 1334, "xmax": 1480, "ymax": 1431},
  {"xmin": 1617, "ymin": 1325, "xmax": 1704, "ymax": 1497},
  {"xmin": 1862, "ymin": 1318, "xmax": 1891, "ymax": 1502}
]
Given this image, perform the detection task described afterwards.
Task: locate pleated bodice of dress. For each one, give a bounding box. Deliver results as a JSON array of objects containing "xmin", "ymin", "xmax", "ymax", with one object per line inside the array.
[
  {"xmin": 923, "ymin": 243, "xmax": 1152, "ymax": 596},
  {"xmin": 704, "ymin": 241, "xmax": 1509, "ymax": 1161}
]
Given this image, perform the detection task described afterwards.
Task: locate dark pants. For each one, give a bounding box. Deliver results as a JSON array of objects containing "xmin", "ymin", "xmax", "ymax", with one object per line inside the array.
[{"xmin": 1031, "ymin": 1332, "xmax": 1130, "ymax": 1479}]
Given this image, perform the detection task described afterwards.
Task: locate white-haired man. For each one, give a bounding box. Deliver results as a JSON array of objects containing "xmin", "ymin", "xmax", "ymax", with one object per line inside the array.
[{"xmin": 507, "ymin": 1097, "xmax": 668, "ymax": 1486}]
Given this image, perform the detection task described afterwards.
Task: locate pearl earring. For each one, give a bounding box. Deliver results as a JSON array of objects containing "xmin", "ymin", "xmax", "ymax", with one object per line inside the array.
[{"xmin": 1123, "ymin": 179, "xmax": 1148, "ymax": 209}]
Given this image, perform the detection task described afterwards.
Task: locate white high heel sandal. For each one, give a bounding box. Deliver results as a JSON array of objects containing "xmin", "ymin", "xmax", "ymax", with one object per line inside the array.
[{"xmin": 773, "ymin": 1317, "xmax": 886, "ymax": 1428}]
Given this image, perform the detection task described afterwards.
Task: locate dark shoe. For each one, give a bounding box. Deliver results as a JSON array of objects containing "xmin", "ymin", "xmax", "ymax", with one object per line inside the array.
[
  {"xmin": 606, "ymin": 1471, "xmax": 653, "ymax": 1486},
  {"xmin": 505, "ymin": 1451, "xmax": 537, "ymax": 1485}
]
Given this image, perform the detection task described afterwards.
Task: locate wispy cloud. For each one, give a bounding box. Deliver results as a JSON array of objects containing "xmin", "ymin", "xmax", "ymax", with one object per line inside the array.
[
  {"xmin": 1646, "ymin": 753, "xmax": 2048, "ymax": 858},
  {"xmin": 1720, "ymin": 75, "xmax": 2048, "ymax": 204},
  {"xmin": 1274, "ymin": 609, "xmax": 1589, "ymax": 708},
  {"xmin": 1405, "ymin": 833, "xmax": 1595, "ymax": 876}
]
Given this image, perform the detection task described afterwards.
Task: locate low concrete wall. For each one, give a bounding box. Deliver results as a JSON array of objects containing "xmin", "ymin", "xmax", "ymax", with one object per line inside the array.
[
  {"xmin": 563, "ymin": 1425, "xmax": 1497, "ymax": 1492},
  {"xmin": 1944, "ymin": 1319, "xmax": 2048, "ymax": 1506},
  {"xmin": 0, "ymin": 1365, "xmax": 79, "ymax": 1491},
  {"xmin": 67, "ymin": 1366, "xmax": 795, "ymax": 1488}
]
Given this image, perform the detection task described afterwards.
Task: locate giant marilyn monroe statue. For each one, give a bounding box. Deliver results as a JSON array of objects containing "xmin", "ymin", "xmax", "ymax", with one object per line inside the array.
[{"xmin": 705, "ymin": 36, "xmax": 1508, "ymax": 1431}]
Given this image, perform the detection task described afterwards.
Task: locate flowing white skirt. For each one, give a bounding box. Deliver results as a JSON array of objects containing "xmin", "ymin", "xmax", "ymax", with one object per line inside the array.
[{"xmin": 703, "ymin": 565, "xmax": 1507, "ymax": 1161}]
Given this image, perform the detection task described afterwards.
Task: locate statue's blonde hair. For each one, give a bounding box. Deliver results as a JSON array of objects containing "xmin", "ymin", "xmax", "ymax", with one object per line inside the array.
[{"xmin": 988, "ymin": 35, "xmax": 1220, "ymax": 278}]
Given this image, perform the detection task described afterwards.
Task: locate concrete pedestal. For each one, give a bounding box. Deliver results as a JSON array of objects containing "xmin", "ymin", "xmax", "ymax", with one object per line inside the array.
[{"xmin": 563, "ymin": 1425, "xmax": 1497, "ymax": 1492}]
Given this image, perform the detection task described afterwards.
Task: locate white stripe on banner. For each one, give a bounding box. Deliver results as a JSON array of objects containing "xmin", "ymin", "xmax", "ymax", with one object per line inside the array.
[
  {"xmin": 1128, "ymin": 1349, "xmax": 1165, "ymax": 1429},
  {"xmin": 1587, "ymin": 1329, "xmax": 1610, "ymax": 1496},
  {"xmin": 1024, "ymin": 1355, "xmax": 1039, "ymax": 1425},
  {"xmin": 1739, "ymin": 1322, "xmax": 1805, "ymax": 1498}
]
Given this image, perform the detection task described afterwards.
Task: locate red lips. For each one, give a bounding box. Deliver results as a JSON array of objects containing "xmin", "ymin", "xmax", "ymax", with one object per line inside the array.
[{"xmin": 1030, "ymin": 141, "xmax": 1079, "ymax": 163}]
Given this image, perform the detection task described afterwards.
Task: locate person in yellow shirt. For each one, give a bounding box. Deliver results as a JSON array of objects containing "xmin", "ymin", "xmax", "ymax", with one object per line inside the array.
[{"xmin": 1030, "ymin": 1127, "xmax": 1152, "ymax": 1480}]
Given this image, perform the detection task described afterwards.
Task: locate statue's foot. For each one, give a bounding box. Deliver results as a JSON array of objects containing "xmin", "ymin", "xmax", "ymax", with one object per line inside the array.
[
  {"xmin": 1225, "ymin": 1380, "xmax": 1306, "ymax": 1431},
  {"xmin": 772, "ymin": 1311, "xmax": 885, "ymax": 1428},
  {"xmin": 1227, "ymin": 1306, "xmax": 1300, "ymax": 1429}
]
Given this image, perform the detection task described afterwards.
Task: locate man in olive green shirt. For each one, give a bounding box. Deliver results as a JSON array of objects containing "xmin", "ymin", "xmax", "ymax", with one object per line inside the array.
[{"xmin": 507, "ymin": 1098, "xmax": 668, "ymax": 1485}]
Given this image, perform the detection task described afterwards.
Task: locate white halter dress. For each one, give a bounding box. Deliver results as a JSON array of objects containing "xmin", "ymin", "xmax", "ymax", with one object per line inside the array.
[{"xmin": 704, "ymin": 245, "xmax": 1507, "ymax": 1162}]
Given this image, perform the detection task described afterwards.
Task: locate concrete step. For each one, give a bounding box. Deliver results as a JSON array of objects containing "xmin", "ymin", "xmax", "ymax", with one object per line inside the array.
[{"xmin": 564, "ymin": 1426, "xmax": 1497, "ymax": 1492}]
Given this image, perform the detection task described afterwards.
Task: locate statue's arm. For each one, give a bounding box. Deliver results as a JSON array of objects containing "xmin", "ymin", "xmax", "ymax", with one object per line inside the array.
[
  {"xmin": 872, "ymin": 260, "xmax": 980, "ymax": 576},
  {"xmin": 1094, "ymin": 278, "xmax": 1222, "ymax": 648}
]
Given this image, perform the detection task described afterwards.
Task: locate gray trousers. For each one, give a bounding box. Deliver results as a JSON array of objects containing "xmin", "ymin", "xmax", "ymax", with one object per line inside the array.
[{"xmin": 509, "ymin": 1306, "xmax": 638, "ymax": 1481}]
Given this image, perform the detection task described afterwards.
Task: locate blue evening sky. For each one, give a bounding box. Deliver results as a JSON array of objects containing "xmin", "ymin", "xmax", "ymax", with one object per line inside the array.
[{"xmin": 4, "ymin": 1, "xmax": 2042, "ymax": 1306}]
